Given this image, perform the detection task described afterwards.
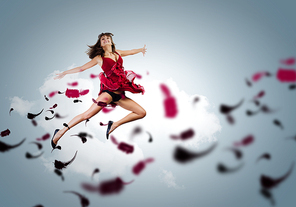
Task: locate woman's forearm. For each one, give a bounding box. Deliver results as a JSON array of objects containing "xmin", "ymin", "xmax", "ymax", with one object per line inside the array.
[
  {"xmin": 130, "ymin": 48, "xmax": 143, "ymax": 55},
  {"xmin": 63, "ymin": 66, "xmax": 83, "ymax": 75}
]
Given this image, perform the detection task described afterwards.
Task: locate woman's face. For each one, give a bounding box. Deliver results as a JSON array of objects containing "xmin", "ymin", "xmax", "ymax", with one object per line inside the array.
[{"xmin": 100, "ymin": 35, "xmax": 112, "ymax": 47}]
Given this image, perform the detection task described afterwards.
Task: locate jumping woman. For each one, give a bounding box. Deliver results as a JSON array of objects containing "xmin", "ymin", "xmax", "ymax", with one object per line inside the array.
[{"xmin": 51, "ymin": 32, "xmax": 146, "ymax": 149}]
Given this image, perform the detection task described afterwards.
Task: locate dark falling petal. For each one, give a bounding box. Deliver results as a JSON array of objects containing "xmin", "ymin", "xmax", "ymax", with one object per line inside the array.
[
  {"xmin": 9, "ymin": 108, "xmax": 14, "ymax": 115},
  {"xmin": 110, "ymin": 135, "xmax": 119, "ymax": 145},
  {"xmin": 225, "ymin": 147, "xmax": 243, "ymax": 160},
  {"xmin": 74, "ymin": 99, "xmax": 83, "ymax": 103},
  {"xmin": 33, "ymin": 205, "xmax": 44, "ymax": 207},
  {"xmin": 118, "ymin": 142, "xmax": 134, "ymax": 154},
  {"xmin": 0, "ymin": 138, "xmax": 26, "ymax": 153},
  {"xmin": 98, "ymin": 177, "xmax": 133, "ymax": 195},
  {"xmin": 27, "ymin": 109, "xmax": 44, "ymax": 119},
  {"xmin": 39, "ymin": 133, "xmax": 50, "ymax": 141},
  {"xmin": 260, "ymin": 188, "xmax": 275, "ymax": 206},
  {"xmin": 147, "ymin": 131, "xmax": 153, "ymax": 142},
  {"xmin": 256, "ymin": 153, "xmax": 271, "ymax": 163},
  {"xmin": 260, "ymin": 105, "xmax": 275, "ymax": 113},
  {"xmin": 273, "ymin": 119, "xmax": 284, "ymax": 130},
  {"xmin": 54, "ymin": 150, "xmax": 78, "ymax": 170},
  {"xmin": 46, "ymin": 110, "xmax": 54, "ymax": 114},
  {"xmin": 1, "ymin": 129, "xmax": 11, "ymax": 137},
  {"xmin": 63, "ymin": 123, "xmax": 70, "ymax": 128},
  {"xmin": 64, "ymin": 191, "xmax": 90, "ymax": 207},
  {"xmin": 245, "ymin": 78, "xmax": 252, "ymax": 87},
  {"xmin": 55, "ymin": 113, "xmax": 66, "ymax": 119},
  {"xmin": 260, "ymin": 162, "xmax": 294, "ymax": 189},
  {"xmin": 170, "ymin": 128, "xmax": 195, "ymax": 140},
  {"xmin": 58, "ymin": 91, "xmax": 65, "ymax": 94},
  {"xmin": 51, "ymin": 145, "xmax": 61, "ymax": 152},
  {"xmin": 253, "ymin": 100, "xmax": 260, "ymax": 106},
  {"xmin": 25, "ymin": 151, "xmax": 44, "ymax": 159},
  {"xmin": 85, "ymin": 119, "xmax": 90, "ymax": 126},
  {"xmin": 246, "ymin": 109, "xmax": 260, "ymax": 116},
  {"xmin": 81, "ymin": 182, "xmax": 99, "ymax": 193},
  {"xmin": 45, "ymin": 115, "xmax": 55, "ymax": 121},
  {"xmin": 220, "ymin": 99, "xmax": 244, "ymax": 114},
  {"xmin": 226, "ymin": 114, "xmax": 235, "ymax": 124},
  {"xmin": 217, "ymin": 162, "xmax": 244, "ymax": 173},
  {"xmin": 131, "ymin": 126, "xmax": 142, "ymax": 138},
  {"xmin": 173, "ymin": 143, "xmax": 217, "ymax": 163},
  {"xmin": 30, "ymin": 142, "xmax": 43, "ymax": 150},
  {"xmin": 289, "ymin": 84, "xmax": 296, "ymax": 90},
  {"xmin": 44, "ymin": 95, "xmax": 49, "ymax": 101},
  {"xmin": 193, "ymin": 96, "xmax": 200, "ymax": 104},
  {"xmin": 71, "ymin": 134, "xmax": 87, "ymax": 143},
  {"xmin": 234, "ymin": 135, "xmax": 254, "ymax": 147},
  {"xmin": 32, "ymin": 119, "xmax": 37, "ymax": 126},
  {"xmin": 54, "ymin": 169, "xmax": 64, "ymax": 181},
  {"xmin": 91, "ymin": 168, "xmax": 100, "ymax": 180},
  {"xmin": 50, "ymin": 103, "xmax": 58, "ymax": 109},
  {"xmin": 100, "ymin": 122, "xmax": 108, "ymax": 126}
]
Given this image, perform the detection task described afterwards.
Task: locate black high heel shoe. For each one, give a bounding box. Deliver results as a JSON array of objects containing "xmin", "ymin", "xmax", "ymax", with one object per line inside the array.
[
  {"xmin": 51, "ymin": 129, "xmax": 60, "ymax": 149},
  {"xmin": 106, "ymin": 121, "xmax": 113, "ymax": 140}
]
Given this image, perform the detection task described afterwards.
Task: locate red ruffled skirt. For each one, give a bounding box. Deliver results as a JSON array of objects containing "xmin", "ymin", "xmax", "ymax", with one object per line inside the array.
[{"xmin": 98, "ymin": 64, "xmax": 144, "ymax": 101}]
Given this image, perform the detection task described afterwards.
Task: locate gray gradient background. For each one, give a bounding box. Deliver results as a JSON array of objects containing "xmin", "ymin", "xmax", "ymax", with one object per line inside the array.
[{"xmin": 1, "ymin": 0, "xmax": 296, "ymax": 207}]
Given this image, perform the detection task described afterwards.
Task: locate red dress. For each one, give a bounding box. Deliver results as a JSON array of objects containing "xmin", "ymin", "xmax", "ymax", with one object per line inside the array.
[{"xmin": 98, "ymin": 52, "xmax": 145, "ymax": 96}]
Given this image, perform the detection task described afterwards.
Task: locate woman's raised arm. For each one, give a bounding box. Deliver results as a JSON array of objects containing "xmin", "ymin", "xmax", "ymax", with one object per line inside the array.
[
  {"xmin": 54, "ymin": 56, "xmax": 100, "ymax": 80},
  {"xmin": 117, "ymin": 44, "xmax": 147, "ymax": 57}
]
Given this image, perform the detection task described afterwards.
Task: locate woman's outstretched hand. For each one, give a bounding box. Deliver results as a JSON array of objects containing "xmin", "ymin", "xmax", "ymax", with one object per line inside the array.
[
  {"xmin": 54, "ymin": 72, "xmax": 66, "ymax": 80},
  {"xmin": 142, "ymin": 44, "xmax": 147, "ymax": 56}
]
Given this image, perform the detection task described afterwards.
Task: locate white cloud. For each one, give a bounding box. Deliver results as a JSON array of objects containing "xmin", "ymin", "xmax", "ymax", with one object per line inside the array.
[
  {"xmin": 159, "ymin": 169, "xmax": 185, "ymax": 189},
  {"xmin": 9, "ymin": 96, "xmax": 35, "ymax": 116},
  {"xmin": 9, "ymin": 68, "xmax": 221, "ymax": 179}
]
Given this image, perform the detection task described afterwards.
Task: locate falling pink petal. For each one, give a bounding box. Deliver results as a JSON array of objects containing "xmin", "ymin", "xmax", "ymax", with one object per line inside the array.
[
  {"xmin": 1, "ymin": 129, "xmax": 10, "ymax": 137},
  {"xmin": 160, "ymin": 83, "xmax": 172, "ymax": 97},
  {"xmin": 234, "ymin": 135, "xmax": 254, "ymax": 147},
  {"xmin": 49, "ymin": 91, "xmax": 58, "ymax": 98},
  {"xmin": 102, "ymin": 107, "xmax": 115, "ymax": 113},
  {"xmin": 276, "ymin": 68, "xmax": 296, "ymax": 82},
  {"xmin": 90, "ymin": 74, "xmax": 99, "ymax": 79},
  {"xmin": 67, "ymin": 81, "xmax": 78, "ymax": 87},
  {"xmin": 280, "ymin": 57, "xmax": 295, "ymax": 66},
  {"xmin": 99, "ymin": 177, "xmax": 133, "ymax": 195},
  {"xmin": 252, "ymin": 71, "xmax": 270, "ymax": 82},
  {"xmin": 146, "ymin": 71, "xmax": 149, "ymax": 75},
  {"xmin": 100, "ymin": 122, "xmax": 108, "ymax": 126},
  {"xmin": 253, "ymin": 90, "xmax": 265, "ymax": 100},
  {"xmin": 164, "ymin": 96, "xmax": 178, "ymax": 118},
  {"xmin": 36, "ymin": 133, "xmax": 50, "ymax": 141},
  {"xmin": 110, "ymin": 135, "xmax": 119, "ymax": 145},
  {"xmin": 79, "ymin": 89, "xmax": 89, "ymax": 96},
  {"xmin": 132, "ymin": 158, "xmax": 154, "ymax": 175},
  {"xmin": 135, "ymin": 74, "xmax": 142, "ymax": 79},
  {"xmin": 65, "ymin": 89, "xmax": 80, "ymax": 98},
  {"xmin": 170, "ymin": 128, "xmax": 194, "ymax": 140}
]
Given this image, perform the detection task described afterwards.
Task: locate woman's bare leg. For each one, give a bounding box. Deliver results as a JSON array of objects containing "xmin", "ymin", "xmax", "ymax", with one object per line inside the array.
[
  {"xmin": 53, "ymin": 92, "xmax": 113, "ymax": 144},
  {"xmin": 108, "ymin": 97, "xmax": 146, "ymax": 134}
]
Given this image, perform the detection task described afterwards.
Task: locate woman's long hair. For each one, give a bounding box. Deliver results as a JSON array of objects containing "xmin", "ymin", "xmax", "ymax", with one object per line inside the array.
[{"xmin": 86, "ymin": 32, "xmax": 116, "ymax": 59}]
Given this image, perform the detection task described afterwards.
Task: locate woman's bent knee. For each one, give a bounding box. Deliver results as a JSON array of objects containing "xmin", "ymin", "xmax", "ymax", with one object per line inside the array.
[{"xmin": 138, "ymin": 109, "xmax": 146, "ymax": 119}]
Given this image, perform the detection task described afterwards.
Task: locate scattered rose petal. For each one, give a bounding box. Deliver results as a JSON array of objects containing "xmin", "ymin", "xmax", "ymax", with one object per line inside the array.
[
  {"xmin": 49, "ymin": 91, "xmax": 58, "ymax": 98},
  {"xmin": 245, "ymin": 78, "xmax": 252, "ymax": 87},
  {"xmin": 91, "ymin": 168, "xmax": 100, "ymax": 180},
  {"xmin": 260, "ymin": 162, "xmax": 294, "ymax": 189},
  {"xmin": 220, "ymin": 99, "xmax": 244, "ymax": 114},
  {"xmin": 170, "ymin": 128, "xmax": 194, "ymax": 140},
  {"xmin": 217, "ymin": 162, "xmax": 244, "ymax": 173},
  {"xmin": 25, "ymin": 151, "xmax": 44, "ymax": 159},
  {"xmin": 50, "ymin": 104, "xmax": 58, "ymax": 109},
  {"xmin": 30, "ymin": 142, "xmax": 43, "ymax": 150},
  {"xmin": 256, "ymin": 153, "xmax": 271, "ymax": 163},
  {"xmin": 225, "ymin": 147, "xmax": 243, "ymax": 160},
  {"xmin": 273, "ymin": 119, "xmax": 283, "ymax": 130},
  {"xmin": 280, "ymin": 57, "xmax": 295, "ymax": 65},
  {"xmin": 132, "ymin": 158, "xmax": 154, "ymax": 175},
  {"xmin": 32, "ymin": 119, "xmax": 37, "ymax": 126},
  {"xmin": 102, "ymin": 107, "xmax": 115, "ymax": 113},
  {"xmin": 54, "ymin": 169, "xmax": 64, "ymax": 181},
  {"xmin": 67, "ymin": 81, "xmax": 78, "ymax": 87},
  {"xmin": 9, "ymin": 108, "xmax": 14, "ymax": 115},
  {"xmin": 44, "ymin": 95, "xmax": 49, "ymax": 101},
  {"xmin": 54, "ymin": 151, "xmax": 78, "ymax": 170},
  {"xmin": 1, "ymin": 129, "xmax": 10, "ymax": 137},
  {"xmin": 234, "ymin": 135, "xmax": 254, "ymax": 147},
  {"xmin": 74, "ymin": 99, "xmax": 82, "ymax": 103},
  {"xmin": 0, "ymin": 138, "xmax": 26, "ymax": 153},
  {"xmin": 260, "ymin": 188, "xmax": 275, "ymax": 206},
  {"xmin": 27, "ymin": 109, "xmax": 44, "ymax": 119},
  {"xmin": 36, "ymin": 133, "xmax": 50, "ymax": 141},
  {"xmin": 64, "ymin": 191, "xmax": 90, "ymax": 207},
  {"xmin": 276, "ymin": 68, "xmax": 296, "ymax": 82}
]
